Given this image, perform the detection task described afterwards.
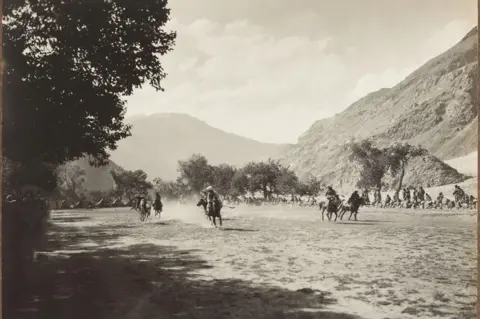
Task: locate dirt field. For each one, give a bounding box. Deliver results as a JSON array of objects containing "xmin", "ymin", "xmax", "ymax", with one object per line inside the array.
[{"xmin": 11, "ymin": 204, "xmax": 477, "ymax": 319}]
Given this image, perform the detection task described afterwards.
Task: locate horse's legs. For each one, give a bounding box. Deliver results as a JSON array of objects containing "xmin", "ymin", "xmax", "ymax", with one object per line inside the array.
[
  {"xmin": 212, "ymin": 216, "xmax": 217, "ymax": 227},
  {"xmin": 219, "ymin": 214, "xmax": 223, "ymax": 226}
]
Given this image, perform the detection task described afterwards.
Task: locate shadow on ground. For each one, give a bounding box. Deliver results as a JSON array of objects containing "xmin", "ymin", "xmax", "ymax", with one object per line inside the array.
[
  {"xmin": 6, "ymin": 215, "xmax": 362, "ymax": 319},
  {"xmin": 220, "ymin": 227, "xmax": 259, "ymax": 232}
]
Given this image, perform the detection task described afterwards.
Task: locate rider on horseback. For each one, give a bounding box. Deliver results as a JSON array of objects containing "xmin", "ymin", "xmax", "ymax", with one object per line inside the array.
[
  {"xmin": 202, "ymin": 186, "xmax": 223, "ymax": 211},
  {"xmin": 154, "ymin": 192, "xmax": 163, "ymax": 212},
  {"xmin": 326, "ymin": 186, "xmax": 338, "ymax": 210},
  {"xmin": 135, "ymin": 194, "xmax": 147, "ymax": 212}
]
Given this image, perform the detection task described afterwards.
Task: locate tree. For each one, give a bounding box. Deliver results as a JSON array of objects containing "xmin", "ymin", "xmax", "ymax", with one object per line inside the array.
[
  {"xmin": 275, "ymin": 167, "xmax": 299, "ymax": 196},
  {"xmin": 384, "ymin": 143, "xmax": 428, "ymax": 199},
  {"xmin": 153, "ymin": 178, "xmax": 181, "ymax": 200},
  {"xmin": 243, "ymin": 159, "xmax": 281, "ymax": 199},
  {"xmin": 57, "ymin": 163, "xmax": 86, "ymax": 200},
  {"xmin": 304, "ymin": 175, "xmax": 324, "ymax": 196},
  {"xmin": 210, "ymin": 164, "xmax": 236, "ymax": 197},
  {"xmin": 177, "ymin": 154, "xmax": 213, "ymax": 194},
  {"xmin": 230, "ymin": 168, "xmax": 249, "ymax": 197},
  {"xmin": 3, "ymin": 158, "xmax": 57, "ymax": 196},
  {"xmin": 110, "ymin": 169, "xmax": 153, "ymax": 200},
  {"xmin": 348, "ymin": 140, "xmax": 388, "ymax": 191},
  {"xmin": 3, "ymin": 0, "xmax": 176, "ymax": 167}
]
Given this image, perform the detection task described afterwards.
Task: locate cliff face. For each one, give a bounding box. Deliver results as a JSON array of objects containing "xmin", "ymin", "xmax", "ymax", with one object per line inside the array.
[{"xmin": 280, "ymin": 27, "xmax": 477, "ymax": 192}]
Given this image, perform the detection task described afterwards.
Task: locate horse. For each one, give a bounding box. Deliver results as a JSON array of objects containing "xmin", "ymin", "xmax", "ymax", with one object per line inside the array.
[
  {"xmin": 153, "ymin": 199, "xmax": 163, "ymax": 217},
  {"xmin": 339, "ymin": 197, "xmax": 366, "ymax": 221},
  {"xmin": 138, "ymin": 198, "xmax": 150, "ymax": 222},
  {"xmin": 196, "ymin": 198, "xmax": 223, "ymax": 227},
  {"xmin": 324, "ymin": 196, "xmax": 345, "ymax": 222}
]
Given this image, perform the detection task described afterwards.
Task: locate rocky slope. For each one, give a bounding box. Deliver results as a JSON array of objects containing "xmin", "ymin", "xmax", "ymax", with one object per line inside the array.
[
  {"xmin": 280, "ymin": 27, "xmax": 477, "ymax": 192},
  {"xmin": 109, "ymin": 113, "xmax": 289, "ymax": 180}
]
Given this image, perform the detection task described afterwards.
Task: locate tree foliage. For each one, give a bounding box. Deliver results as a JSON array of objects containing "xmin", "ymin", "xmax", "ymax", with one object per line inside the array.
[
  {"xmin": 177, "ymin": 154, "xmax": 213, "ymax": 194},
  {"xmin": 243, "ymin": 159, "xmax": 281, "ymax": 198},
  {"xmin": 110, "ymin": 169, "xmax": 153, "ymax": 200},
  {"xmin": 275, "ymin": 167, "xmax": 299, "ymax": 195},
  {"xmin": 348, "ymin": 140, "xmax": 388, "ymax": 190},
  {"xmin": 210, "ymin": 164, "xmax": 236, "ymax": 196},
  {"xmin": 156, "ymin": 155, "xmax": 322, "ymax": 200},
  {"xmin": 3, "ymin": 0, "xmax": 176, "ymax": 167},
  {"xmin": 153, "ymin": 178, "xmax": 181, "ymax": 200},
  {"xmin": 384, "ymin": 143, "xmax": 428, "ymax": 196},
  {"xmin": 348, "ymin": 140, "xmax": 429, "ymax": 194},
  {"xmin": 3, "ymin": 158, "xmax": 58, "ymax": 196},
  {"xmin": 56, "ymin": 163, "xmax": 87, "ymax": 200}
]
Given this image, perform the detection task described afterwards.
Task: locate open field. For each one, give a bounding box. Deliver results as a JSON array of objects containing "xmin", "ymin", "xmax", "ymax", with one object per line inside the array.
[{"xmin": 10, "ymin": 204, "xmax": 477, "ymax": 319}]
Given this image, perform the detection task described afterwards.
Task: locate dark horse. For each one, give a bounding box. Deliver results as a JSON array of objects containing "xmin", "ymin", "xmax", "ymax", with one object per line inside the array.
[
  {"xmin": 196, "ymin": 198, "xmax": 223, "ymax": 226},
  {"xmin": 338, "ymin": 197, "xmax": 366, "ymax": 221}
]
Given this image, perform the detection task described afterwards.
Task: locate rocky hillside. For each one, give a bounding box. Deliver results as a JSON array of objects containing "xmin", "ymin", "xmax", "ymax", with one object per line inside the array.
[
  {"xmin": 109, "ymin": 113, "xmax": 289, "ymax": 180},
  {"xmin": 280, "ymin": 27, "xmax": 477, "ymax": 192}
]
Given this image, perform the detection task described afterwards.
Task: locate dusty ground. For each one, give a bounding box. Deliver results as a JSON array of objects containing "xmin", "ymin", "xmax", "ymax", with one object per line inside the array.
[{"xmin": 10, "ymin": 204, "xmax": 477, "ymax": 319}]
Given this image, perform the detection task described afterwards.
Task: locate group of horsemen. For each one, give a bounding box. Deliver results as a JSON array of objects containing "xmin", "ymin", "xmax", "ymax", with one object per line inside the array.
[
  {"xmin": 133, "ymin": 182, "xmax": 474, "ymax": 216},
  {"xmin": 133, "ymin": 185, "xmax": 222, "ymax": 214}
]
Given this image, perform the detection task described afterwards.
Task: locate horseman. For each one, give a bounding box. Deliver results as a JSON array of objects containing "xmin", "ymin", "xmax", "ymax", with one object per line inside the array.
[
  {"xmin": 135, "ymin": 193, "xmax": 147, "ymax": 212},
  {"xmin": 202, "ymin": 186, "xmax": 223, "ymax": 212},
  {"xmin": 325, "ymin": 186, "xmax": 338, "ymax": 210},
  {"xmin": 348, "ymin": 190, "xmax": 362, "ymax": 212},
  {"xmin": 154, "ymin": 192, "xmax": 163, "ymax": 212}
]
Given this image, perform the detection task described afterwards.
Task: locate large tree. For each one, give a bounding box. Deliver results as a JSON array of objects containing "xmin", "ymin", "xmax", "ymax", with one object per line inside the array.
[
  {"xmin": 210, "ymin": 164, "xmax": 236, "ymax": 197},
  {"xmin": 275, "ymin": 166, "xmax": 299, "ymax": 196},
  {"xmin": 177, "ymin": 154, "xmax": 213, "ymax": 194},
  {"xmin": 57, "ymin": 163, "xmax": 86, "ymax": 200},
  {"xmin": 3, "ymin": 0, "xmax": 176, "ymax": 167},
  {"xmin": 384, "ymin": 143, "xmax": 428, "ymax": 199},
  {"xmin": 230, "ymin": 168, "xmax": 249, "ymax": 197},
  {"xmin": 243, "ymin": 159, "xmax": 281, "ymax": 199},
  {"xmin": 348, "ymin": 140, "xmax": 388, "ymax": 191},
  {"xmin": 110, "ymin": 169, "xmax": 153, "ymax": 200}
]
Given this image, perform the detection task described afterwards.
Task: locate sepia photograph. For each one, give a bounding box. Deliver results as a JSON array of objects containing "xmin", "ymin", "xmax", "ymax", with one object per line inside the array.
[{"xmin": 2, "ymin": 1, "xmax": 478, "ymax": 318}]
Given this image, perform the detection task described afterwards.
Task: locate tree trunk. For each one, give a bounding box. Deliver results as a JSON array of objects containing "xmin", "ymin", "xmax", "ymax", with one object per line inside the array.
[{"xmin": 394, "ymin": 161, "xmax": 405, "ymax": 201}]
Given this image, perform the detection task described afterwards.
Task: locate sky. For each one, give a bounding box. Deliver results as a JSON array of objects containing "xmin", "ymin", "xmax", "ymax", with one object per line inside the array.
[{"xmin": 124, "ymin": 0, "xmax": 477, "ymax": 144}]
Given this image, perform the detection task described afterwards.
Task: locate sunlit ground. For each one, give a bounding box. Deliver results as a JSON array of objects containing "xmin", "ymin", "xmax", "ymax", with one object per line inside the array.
[{"xmin": 13, "ymin": 203, "xmax": 477, "ymax": 319}]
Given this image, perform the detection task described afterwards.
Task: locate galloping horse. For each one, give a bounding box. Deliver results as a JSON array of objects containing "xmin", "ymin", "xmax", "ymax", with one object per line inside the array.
[
  {"xmin": 139, "ymin": 198, "xmax": 151, "ymax": 222},
  {"xmin": 319, "ymin": 196, "xmax": 345, "ymax": 222},
  {"xmin": 338, "ymin": 197, "xmax": 366, "ymax": 221},
  {"xmin": 153, "ymin": 199, "xmax": 163, "ymax": 217},
  {"xmin": 196, "ymin": 198, "xmax": 223, "ymax": 226}
]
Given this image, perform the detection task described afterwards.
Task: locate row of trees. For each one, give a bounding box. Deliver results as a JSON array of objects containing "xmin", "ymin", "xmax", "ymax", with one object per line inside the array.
[
  {"xmin": 348, "ymin": 140, "xmax": 427, "ymax": 199},
  {"xmin": 156, "ymin": 154, "xmax": 325, "ymax": 200},
  {"xmin": 51, "ymin": 140, "xmax": 427, "ymax": 204},
  {"xmin": 64, "ymin": 154, "xmax": 325, "ymax": 202}
]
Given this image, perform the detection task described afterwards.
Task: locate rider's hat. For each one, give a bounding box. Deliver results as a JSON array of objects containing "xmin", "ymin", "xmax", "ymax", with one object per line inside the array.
[{"xmin": 206, "ymin": 186, "xmax": 213, "ymax": 191}]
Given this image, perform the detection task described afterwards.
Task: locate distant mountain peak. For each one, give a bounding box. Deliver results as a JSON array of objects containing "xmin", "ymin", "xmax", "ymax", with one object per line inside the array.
[{"xmin": 110, "ymin": 112, "xmax": 288, "ymax": 180}]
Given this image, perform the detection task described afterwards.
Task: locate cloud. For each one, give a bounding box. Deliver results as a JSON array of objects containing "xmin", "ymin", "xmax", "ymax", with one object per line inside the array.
[
  {"xmin": 125, "ymin": 16, "xmax": 475, "ymax": 144},
  {"xmin": 126, "ymin": 18, "xmax": 347, "ymax": 143}
]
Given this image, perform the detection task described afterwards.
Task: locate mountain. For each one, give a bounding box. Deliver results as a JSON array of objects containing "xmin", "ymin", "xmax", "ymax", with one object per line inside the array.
[
  {"xmin": 109, "ymin": 113, "xmax": 289, "ymax": 180},
  {"xmin": 280, "ymin": 27, "xmax": 477, "ymax": 192}
]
